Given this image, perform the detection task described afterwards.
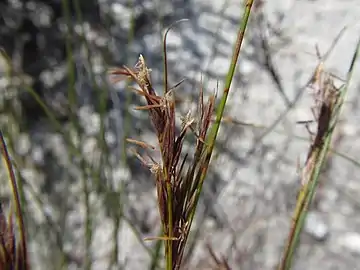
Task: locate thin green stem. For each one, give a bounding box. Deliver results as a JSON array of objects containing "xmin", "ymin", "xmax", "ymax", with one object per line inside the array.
[
  {"xmin": 188, "ymin": 0, "xmax": 254, "ymax": 237},
  {"xmin": 62, "ymin": 0, "xmax": 92, "ymax": 269},
  {"xmin": 165, "ymin": 186, "xmax": 173, "ymax": 270}
]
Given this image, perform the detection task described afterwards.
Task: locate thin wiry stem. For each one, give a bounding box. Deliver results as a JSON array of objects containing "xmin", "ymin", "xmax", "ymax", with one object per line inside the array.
[
  {"xmin": 186, "ymin": 0, "xmax": 255, "ymax": 247},
  {"xmin": 163, "ymin": 19, "xmax": 189, "ymax": 95},
  {"xmin": 0, "ymin": 131, "xmax": 28, "ymax": 269}
]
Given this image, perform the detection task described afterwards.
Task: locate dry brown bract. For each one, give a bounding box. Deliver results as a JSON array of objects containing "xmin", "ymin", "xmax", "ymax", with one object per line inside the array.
[{"xmin": 300, "ymin": 63, "xmax": 341, "ymax": 186}]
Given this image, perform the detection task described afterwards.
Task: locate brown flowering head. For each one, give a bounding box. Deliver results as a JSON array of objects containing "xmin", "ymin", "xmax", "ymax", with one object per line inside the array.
[{"xmin": 109, "ymin": 54, "xmax": 216, "ymax": 269}]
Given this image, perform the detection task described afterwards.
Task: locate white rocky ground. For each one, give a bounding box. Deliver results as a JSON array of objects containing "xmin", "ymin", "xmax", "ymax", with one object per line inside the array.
[{"xmin": 2, "ymin": 0, "xmax": 360, "ymax": 269}]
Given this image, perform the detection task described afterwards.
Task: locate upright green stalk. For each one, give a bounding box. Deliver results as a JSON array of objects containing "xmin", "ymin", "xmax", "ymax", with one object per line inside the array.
[
  {"xmin": 188, "ymin": 0, "xmax": 254, "ymax": 235},
  {"xmin": 164, "ymin": 169, "xmax": 174, "ymax": 270},
  {"xmin": 62, "ymin": 0, "xmax": 92, "ymax": 269}
]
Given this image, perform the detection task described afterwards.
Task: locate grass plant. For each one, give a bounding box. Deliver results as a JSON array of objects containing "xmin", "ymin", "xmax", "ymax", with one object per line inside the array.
[
  {"xmin": 109, "ymin": 2, "xmax": 255, "ymax": 269},
  {"xmin": 1, "ymin": 0, "xmax": 360, "ymax": 269}
]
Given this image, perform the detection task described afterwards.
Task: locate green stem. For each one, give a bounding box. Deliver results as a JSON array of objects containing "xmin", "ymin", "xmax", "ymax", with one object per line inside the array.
[{"xmin": 188, "ymin": 0, "xmax": 254, "ymax": 238}]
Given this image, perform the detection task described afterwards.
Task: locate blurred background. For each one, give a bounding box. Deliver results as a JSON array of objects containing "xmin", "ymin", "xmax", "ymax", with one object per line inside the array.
[{"xmin": 1, "ymin": 0, "xmax": 360, "ymax": 269}]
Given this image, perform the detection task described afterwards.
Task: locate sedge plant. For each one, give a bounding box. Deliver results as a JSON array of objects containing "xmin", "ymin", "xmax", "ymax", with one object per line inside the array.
[
  {"xmin": 278, "ymin": 38, "xmax": 360, "ymax": 270},
  {"xmin": 108, "ymin": 1, "xmax": 255, "ymax": 269}
]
